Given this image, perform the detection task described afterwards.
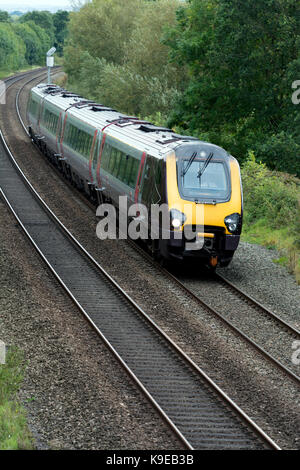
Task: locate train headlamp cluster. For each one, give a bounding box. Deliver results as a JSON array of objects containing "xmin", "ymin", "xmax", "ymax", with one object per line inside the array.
[
  {"xmin": 224, "ymin": 213, "xmax": 241, "ymax": 234},
  {"xmin": 170, "ymin": 209, "xmax": 186, "ymax": 229}
]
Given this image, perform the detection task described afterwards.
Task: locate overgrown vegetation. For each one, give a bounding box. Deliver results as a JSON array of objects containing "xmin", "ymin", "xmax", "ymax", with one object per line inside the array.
[
  {"xmin": 241, "ymin": 154, "xmax": 300, "ymax": 282},
  {"xmin": 163, "ymin": 0, "xmax": 300, "ymax": 177},
  {"xmin": 0, "ymin": 347, "xmax": 33, "ymax": 450},
  {"xmin": 64, "ymin": 0, "xmax": 185, "ymax": 118},
  {"xmin": 0, "ymin": 9, "xmax": 69, "ymax": 75}
]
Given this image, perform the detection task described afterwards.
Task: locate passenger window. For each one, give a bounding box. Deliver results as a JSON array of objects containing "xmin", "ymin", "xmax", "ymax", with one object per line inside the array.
[
  {"xmin": 118, "ymin": 153, "xmax": 128, "ymax": 182},
  {"xmin": 101, "ymin": 142, "xmax": 111, "ymax": 170},
  {"xmin": 108, "ymin": 147, "xmax": 116, "ymax": 173},
  {"xmin": 129, "ymin": 158, "xmax": 139, "ymax": 188},
  {"xmin": 113, "ymin": 150, "xmax": 121, "ymax": 177},
  {"xmin": 124, "ymin": 156, "xmax": 133, "ymax": 185}
]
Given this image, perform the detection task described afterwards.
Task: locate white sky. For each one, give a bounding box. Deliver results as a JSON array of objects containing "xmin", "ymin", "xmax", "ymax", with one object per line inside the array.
[{"xmin": 0, "ymin": 1, "xmax": 72, "ymax": 12}]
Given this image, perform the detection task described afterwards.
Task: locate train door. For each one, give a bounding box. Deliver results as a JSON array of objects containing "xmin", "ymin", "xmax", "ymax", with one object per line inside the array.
[
  {"xmin": 140, "ymin": 155, "xmax": 162, "ymax": 208},
  {"xmin": 140, "ymin": 156, "xmax": 164, "ymax": 241}
]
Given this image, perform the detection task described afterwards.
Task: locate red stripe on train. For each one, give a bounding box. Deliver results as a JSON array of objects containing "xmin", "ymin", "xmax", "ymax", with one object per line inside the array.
[
  {"xmin": 96, "ymin": 133, "xmax": 107, "ymax": 187},
  {"xmin": 134, "ymin": 152, "xmax": 146, "ymax": 203}
]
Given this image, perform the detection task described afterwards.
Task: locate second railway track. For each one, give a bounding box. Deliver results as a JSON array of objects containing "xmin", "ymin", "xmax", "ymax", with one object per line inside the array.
[
  {"xmin": 14, "ymin": 70, "xmax": 300, "ymax": 385},
  {"xmin": 0, "ymin": 69, "xmax": 286, "ymax": 450}
]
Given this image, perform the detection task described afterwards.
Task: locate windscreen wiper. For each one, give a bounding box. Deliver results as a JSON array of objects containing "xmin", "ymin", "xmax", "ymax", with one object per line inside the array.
[
  {"xmin": 197, "ymin": 152, "xmax": 214, "ymax": 180},
  {"xmin": 182, "ymin": 151, "xmax": 197, "ymax": 177}
]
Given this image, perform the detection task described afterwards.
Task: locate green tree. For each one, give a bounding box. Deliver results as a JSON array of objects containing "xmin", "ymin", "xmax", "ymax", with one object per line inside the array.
[
  {"xmin": 164, "ymin": 0, "xmax": 300, "ymax": 175},
  {"xmin": 53, "ymin": 10, "xmax": 69, "ymax": 56},
  {"xmin": 0, "ymin": 10, "xmax": 10, "ymax": 22},
  {"xmin": 64, "ymin": 0, "xmax": 184, "ymax": 119},
  {"xmin": 20, "ymin": 10, "xmax": 55, "ymax": 44},
  {"xmin": 124, "ymin": 0, "xmax": 185, "ymax": 88},
  {"xmin": 64, "ymin": 0, "xmax": 143, "ymax": 71},
  {"xmin": 0, "ymin": 23, "xmax": 26, "ymax": 70},
  {"xmin": 14, "ymin": 22, "xmax": 45, "ymax": 65}
]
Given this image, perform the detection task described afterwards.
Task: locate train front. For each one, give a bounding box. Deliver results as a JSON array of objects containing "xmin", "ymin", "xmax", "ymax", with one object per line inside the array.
[{"xmin": 162, "ymin": 142, "xmax": 243, "ymax": 267}]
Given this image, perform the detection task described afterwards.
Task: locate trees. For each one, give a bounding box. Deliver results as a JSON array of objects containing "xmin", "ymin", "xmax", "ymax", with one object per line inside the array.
[
  {"xmin": 53, "ymin": 10, "xmax": 70, "ymax": 56},
  {"xmin": 0, "ymin": 9, "xmax": 68, "ymax": 73},
  {"xmin": 164, "ymin": 0, "xmax": 300, "ymax": 175},
  {"xmin": 64, "ymin": 0, "xmax": 184, "ymax": 119},
  {"xmin": 0, "ymin": 23, "xmax": 26, "ymax": 70},
  {"xmin": 14, "ymin": 22, "xmax": 46, "ymax": 65},
  {"xmin": 0, "ymin": 10, "xmax": 10, "ymax": 22},
  {"xmin": 65, "ymin": 0, "xmax": 143, "ymax": 68},
  {"xmin": 20, "ymin": 10, "xmax": 55, "ymax": 45}
]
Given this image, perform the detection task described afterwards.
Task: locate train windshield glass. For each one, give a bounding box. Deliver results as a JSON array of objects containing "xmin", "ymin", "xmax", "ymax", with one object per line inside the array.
[{"xmin": 175, "ymin": 145, "xmax": 231, "ymax": 202}]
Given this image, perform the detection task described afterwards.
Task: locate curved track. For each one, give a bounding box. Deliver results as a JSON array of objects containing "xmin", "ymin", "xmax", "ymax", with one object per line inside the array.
[
  {"xmin": 0, "ymin": 70, "xmax": 283, "ymax": 450},
  {"xmin": 17, "ymin": 73, "xmax": 300, "ymax": 384}
]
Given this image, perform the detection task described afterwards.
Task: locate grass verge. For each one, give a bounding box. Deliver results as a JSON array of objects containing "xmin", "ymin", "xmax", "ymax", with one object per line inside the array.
[
  {"xmin": 0, "ymin": 347, "xmax": 33, "ymax": 450},
  {"xmin": 241, "ymin": 153, "xmax": 300, "ymax": 284}
]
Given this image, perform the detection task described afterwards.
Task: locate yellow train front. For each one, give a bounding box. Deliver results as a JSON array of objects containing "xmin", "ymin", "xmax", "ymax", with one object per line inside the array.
[{"xmin": 158, "ymin": 142, "xmax": 243, "ymax": 268}]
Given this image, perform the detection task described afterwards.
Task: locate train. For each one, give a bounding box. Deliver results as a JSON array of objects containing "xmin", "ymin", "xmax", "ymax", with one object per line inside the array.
[{"xmin": 27, "ymin": 83, "xmax": 243, "ymax": 267}]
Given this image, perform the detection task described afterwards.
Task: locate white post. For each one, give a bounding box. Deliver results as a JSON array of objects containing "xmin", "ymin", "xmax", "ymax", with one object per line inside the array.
[{"xmin": 46, "ymin": 47, "xmax": 56, "ymax": 84}]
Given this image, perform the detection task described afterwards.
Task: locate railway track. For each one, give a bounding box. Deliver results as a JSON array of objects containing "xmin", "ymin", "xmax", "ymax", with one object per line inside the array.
[
  {"xmin": 16, "ymin": 71, "xmax": 300, "ymax": 385},
  {"xmin": 0, "ymin": 70, "xmax": 283, "ymax": 450},
  {"xmin": 167, "ymin": 263, "xmax": 300, "ymax": 383}
]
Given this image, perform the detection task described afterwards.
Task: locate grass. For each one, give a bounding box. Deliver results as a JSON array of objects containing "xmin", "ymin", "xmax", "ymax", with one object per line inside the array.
[
  {"xmin": 0, "ymin": 347, "xmax": 34, "ymax": 450},
  {"xmin": 0, "ymin": 65, "xmax": 42, "ymax": 81}
]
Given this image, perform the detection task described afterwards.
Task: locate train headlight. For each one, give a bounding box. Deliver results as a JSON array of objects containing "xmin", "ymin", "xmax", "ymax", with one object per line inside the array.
[
  {"xmin": 170, "ymin": 209, "xmax": 186, "ymax": 229},
  {"xmin": 224, "ymin": 213, "xmax": 241, "ymax": 234}
]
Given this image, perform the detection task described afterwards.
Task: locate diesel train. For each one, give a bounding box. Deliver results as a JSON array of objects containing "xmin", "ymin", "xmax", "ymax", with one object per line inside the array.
[{"xmin": 27, "ymin": 83, "xmax": 243, "ymax": 267}]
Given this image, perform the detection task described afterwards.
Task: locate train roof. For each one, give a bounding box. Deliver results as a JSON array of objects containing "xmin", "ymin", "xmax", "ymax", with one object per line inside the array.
[{"xmin": 31, "ymin": 84, "xmax": 229, "ymax": 160}]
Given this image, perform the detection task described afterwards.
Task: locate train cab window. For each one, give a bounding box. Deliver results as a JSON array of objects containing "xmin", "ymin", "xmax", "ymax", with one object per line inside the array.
[{"xmin": 176, "ymin": 145, "xmax": 231, "ymax": 202}]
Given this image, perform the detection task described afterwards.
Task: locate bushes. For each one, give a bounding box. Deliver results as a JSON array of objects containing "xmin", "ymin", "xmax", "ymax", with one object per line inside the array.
[
  {"xmin": 241, "ymin": 153, "xmax": 300, "ymax": 282},
  {"xmin": 252, "ymin": 132, "xmax": 300, "ymax": 177},
  {"xmin": 242, "ymin": 153, "xmax": 299, "ymax": 228}
]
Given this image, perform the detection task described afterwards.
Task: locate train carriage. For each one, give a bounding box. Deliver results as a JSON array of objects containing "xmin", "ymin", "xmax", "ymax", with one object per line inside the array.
[{"xmin": 27, "ymin": 83, "xmax": 243, "ymax": 267}]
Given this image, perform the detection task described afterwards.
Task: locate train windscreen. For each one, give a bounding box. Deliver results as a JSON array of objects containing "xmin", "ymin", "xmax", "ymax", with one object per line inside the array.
[{"xmin": 175, "ymin": 144, "xmax": 231, "ymax": 202}]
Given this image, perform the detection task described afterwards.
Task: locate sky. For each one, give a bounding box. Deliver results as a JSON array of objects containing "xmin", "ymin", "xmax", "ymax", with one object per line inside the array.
[{"xmin": 0, "ymin": 0, "xmax": 73, "ymax": 12}]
